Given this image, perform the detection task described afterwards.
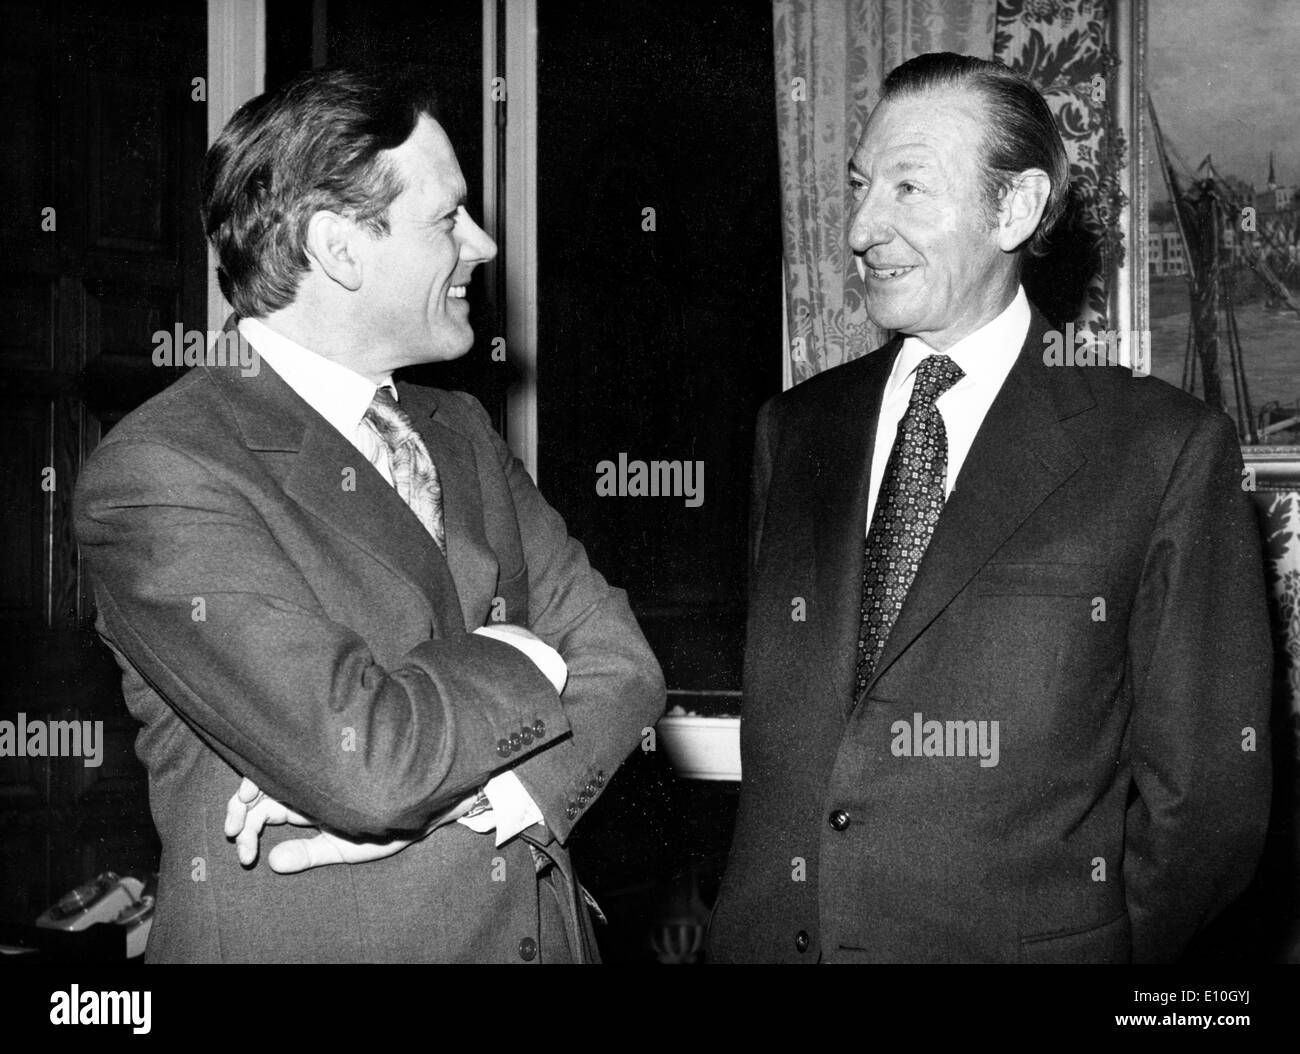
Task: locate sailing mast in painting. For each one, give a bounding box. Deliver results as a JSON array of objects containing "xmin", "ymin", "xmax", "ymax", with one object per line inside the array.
[{"xmin": 1148, "ymin": 95, "xmax": 1300, "ymax": 444}]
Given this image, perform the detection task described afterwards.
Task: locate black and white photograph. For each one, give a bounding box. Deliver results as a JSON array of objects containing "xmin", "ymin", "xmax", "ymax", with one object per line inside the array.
[{"xmin": 0, "ymin": 0, "xmax": 1295, "ymax": 1032}]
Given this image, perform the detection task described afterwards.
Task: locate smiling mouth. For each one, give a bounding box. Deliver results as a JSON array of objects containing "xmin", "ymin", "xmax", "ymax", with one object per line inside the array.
[
  {"xmin": 866, "ymin": 265, "xmax": 917, "ymax": 281},
  {"xmin": 448, "ymin": 285, "xmax": 468, "ymax": 299}
]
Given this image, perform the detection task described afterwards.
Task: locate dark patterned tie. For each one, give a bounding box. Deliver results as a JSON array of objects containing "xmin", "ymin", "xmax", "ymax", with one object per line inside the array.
[
  {"xmin": 854, "ymin": 353, "xmax": 964, "ymax": 698},
  {"xmin": 364, "ymin": 387, "xmax": 447, "ymax": 556}
]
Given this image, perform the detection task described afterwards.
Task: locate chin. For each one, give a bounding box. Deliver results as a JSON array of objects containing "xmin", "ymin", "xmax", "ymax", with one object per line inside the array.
[
  {"xmin": 414, "ymin": 328, "xmax": 475, "ymax": 363},
  {"xmin": 867, "ymin": 294, "xmax": 935, "ymax": 337},
  {"xmin": 433, "ymin": 340, "xmax": 475, "ymax": 363},
  {"xmin": 865, "ymin": 307, "xmax": 916, "ymax": 335}
]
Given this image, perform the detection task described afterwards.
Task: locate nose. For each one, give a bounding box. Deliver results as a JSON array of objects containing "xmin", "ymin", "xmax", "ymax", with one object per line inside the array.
[
  {"xmin": 847, "ymin": 185, "xmax": 890, "ymax": 255},
  {"xmin": 455, "ymin": 206, "xmax": 498, "ymax": 265}
]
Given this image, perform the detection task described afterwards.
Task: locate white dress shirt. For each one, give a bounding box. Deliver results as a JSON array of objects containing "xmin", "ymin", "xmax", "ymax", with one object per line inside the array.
[
  {"xmin": 239, "ymin": 317, "xmax": 557, "ymax": 845},
  {"xmin": 865, "ymin": 286, "xmax": 1031, "ymax": 531}
]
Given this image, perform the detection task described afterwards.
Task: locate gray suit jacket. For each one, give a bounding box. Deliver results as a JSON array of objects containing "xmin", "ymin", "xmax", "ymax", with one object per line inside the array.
[
  {"xmin": 709, "ymin": 309, "xmax": 1272, "ymax": 963},
  {"xmin": 74, "ymin": 342, "xmax": 665, "ymax": 962}
]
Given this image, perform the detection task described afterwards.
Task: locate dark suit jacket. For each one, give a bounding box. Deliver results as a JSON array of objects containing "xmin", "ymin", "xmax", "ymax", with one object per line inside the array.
[
  {"xmin": 708, "ymin": 309, "xmax": 1272, "ymax": 963},
  {"xmin": 74, "ymin": 343, "xmax": 665, "ymax": 962}
]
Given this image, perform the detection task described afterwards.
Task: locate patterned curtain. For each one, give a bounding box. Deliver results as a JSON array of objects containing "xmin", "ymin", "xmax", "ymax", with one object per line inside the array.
[
  {"xmin": 995, "ymin": 0, "xmax": 1124, "ymax": 331},
  {"xmin": 773, "ymin": 0, "xmax": 997, "ymax": 385}
]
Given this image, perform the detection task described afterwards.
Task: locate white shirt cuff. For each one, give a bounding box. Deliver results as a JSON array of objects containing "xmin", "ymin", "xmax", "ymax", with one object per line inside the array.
[
  {"xmin": 458, "ymin": 626, "xmax": 564, "ymax": 844},
  {"xmin": 472, "ymin": 625, "xmax": 568, "ymax": 694},
  {"xmin": 455, "ymin": 774, "xmax": 544, "ymax": 845}
]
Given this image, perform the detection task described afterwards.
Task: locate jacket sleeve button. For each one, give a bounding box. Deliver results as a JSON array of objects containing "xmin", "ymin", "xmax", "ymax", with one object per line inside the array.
[
  {"xmin": 795, "ymin": 930, "xmax": 810, "ymax": 953},
  {"xmin": 497, "ymin": 739, "xmax": 511, "ymax": 758},
  {"xmin": 518, "ymin": 937, "xmax": 538, "ymax": 961}
]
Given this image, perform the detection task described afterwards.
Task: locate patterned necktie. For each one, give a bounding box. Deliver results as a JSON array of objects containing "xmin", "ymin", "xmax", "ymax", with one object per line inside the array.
[
  {"xmin": 854, "ymin": 353, "xmax": 964, "ymax": 698},
  {"xmin": 364, "ymin": 387, "xmax": 447, "ymax": 557}
]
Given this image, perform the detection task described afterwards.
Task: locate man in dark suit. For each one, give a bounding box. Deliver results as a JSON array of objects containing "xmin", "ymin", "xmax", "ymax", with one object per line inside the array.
[
  {"xmin": 74, "ymin": 67, "xmax": 665, "ymax": 962},
  {"xmin": 708, "ymin": 52, "xmax": 1272, "ymax": 963}
]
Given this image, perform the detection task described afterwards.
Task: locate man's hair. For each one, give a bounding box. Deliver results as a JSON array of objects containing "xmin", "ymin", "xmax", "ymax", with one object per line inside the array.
[
  {"xmin": 881, "ymin": 52, "xmax": 1068, "ymax": 257},
  {"xmin": 202, "ymin": 67, "xmax": 440, "ymax": 318}
]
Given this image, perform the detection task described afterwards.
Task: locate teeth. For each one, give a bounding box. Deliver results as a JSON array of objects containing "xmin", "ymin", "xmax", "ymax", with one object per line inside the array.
[
  {"xmin": 869, "ymin": 266, "xmax": 911, "ymax": 279},
  {"xmin": 448, "ymin": 286, "xmax": 467, "ymax": 298}
]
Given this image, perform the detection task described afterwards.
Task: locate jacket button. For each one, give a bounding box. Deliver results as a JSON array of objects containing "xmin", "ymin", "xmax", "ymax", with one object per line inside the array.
[
  {"xmin": 829, "ymin": 809, "xmax": 851, "ymax": 831},
  {"xmin": 795, "ymin": 930, "xmax": 810, "ymax": 953},
  {"xmin": 533, "ymin": 720, "xmax": 545, "ymax": 736},
  {"xmin": 518, "ymin": 937, "xmax": 537, "ymax": 961},
  {"xmin": 497, "ymin": 739, "xmax": 511, "ymax": 758}
]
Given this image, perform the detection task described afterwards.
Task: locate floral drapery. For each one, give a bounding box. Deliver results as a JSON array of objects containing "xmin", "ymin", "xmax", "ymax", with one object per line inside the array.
[
  {"xmin": 774, "ymin": 0, "xmax": 1121, "ymax": 383},
  {"xmin": 997, "ymin": 0, "xmax": 1124, "ymax": 330}
]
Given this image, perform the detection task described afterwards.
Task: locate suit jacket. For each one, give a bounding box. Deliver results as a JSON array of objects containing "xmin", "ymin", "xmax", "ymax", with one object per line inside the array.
[
  {"xmin": 708, "ymin": 309, "xmax": 1272, "ymax": 963},
  {"xmin": 74, "ymin": 343, "xmax": 665, "ymax": 963}
]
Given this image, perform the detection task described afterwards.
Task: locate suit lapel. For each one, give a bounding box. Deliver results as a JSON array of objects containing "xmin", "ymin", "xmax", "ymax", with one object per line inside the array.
[
  {"xmin": 204, "ymin": 349, "xmax": 463, "ymax": 629},
  {"xmin": 809, "ymin": 341, "xmax": 901, "ymax": 703},
  {"xmin": 398, "ymin": 383, "xmax": 501, "ymax": 630},
  {"xmin": 856, "ymin": 309, "xmax": 1094, "ymax": 702}
]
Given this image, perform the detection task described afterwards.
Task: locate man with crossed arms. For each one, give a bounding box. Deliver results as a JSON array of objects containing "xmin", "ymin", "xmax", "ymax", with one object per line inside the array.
[{"xmin": 76, "ymin": 67, "xmax": 664, "ymax": 963}]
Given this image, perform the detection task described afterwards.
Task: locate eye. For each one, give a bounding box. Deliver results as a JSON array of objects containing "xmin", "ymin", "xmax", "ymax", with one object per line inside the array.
[
  {"xmin": 899, "ymin": 181, "xmax": 922, "ymax": 196},
  {"xmin": 849, "ymin": 175, "xmax": 869, "ymax": 200}
]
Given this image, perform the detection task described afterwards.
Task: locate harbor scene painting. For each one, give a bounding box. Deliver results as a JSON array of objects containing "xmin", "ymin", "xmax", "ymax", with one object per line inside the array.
[{"xmin": 1146, "ymin": 0, "xmax": 1300, "ymax": 445}]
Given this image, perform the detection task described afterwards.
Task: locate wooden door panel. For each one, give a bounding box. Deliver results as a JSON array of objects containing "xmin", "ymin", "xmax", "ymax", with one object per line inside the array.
[{"xmin": 0, "ymin": 0, "xmax": 204, "ymax": 925}]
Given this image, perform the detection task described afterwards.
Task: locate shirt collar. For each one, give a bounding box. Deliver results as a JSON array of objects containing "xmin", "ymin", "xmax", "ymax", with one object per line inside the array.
[
  {"xmin": 887, "ymin": 285, "xmax": 1031, "ymax": 399},
  {"xmin": 237, "ymin": 317, "xmax": 396, "ymax": 439}
]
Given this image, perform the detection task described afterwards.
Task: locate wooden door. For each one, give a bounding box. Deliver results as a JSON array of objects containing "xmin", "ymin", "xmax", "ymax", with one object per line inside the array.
[{"xmin": 0, "ymin": 0, "xmax": 207, "ymax": 924}]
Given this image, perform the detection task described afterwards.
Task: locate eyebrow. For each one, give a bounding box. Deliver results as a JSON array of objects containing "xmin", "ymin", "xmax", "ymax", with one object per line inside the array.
[
  {"xmin": 887, "ymin": 158, "xmax": 934, "ymax": 175},
  {"xmin": 848, "ymin": 154, "xmax": 937, "ymax": 178},
  {"xmin": 434, "ymin": 192, "xmax": 466, "ymax": 219}
]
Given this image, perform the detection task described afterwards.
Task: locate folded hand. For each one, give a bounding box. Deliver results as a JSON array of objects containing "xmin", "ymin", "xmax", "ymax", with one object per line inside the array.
[{"xmin": 222, "ymin": 777, "xmax": 474, "ymax": 873}]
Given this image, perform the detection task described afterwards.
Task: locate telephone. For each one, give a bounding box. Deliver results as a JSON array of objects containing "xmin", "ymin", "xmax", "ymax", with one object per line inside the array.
[{"xmin": 36, "ymin": 871, "xmax": 155, "ymax": 958}]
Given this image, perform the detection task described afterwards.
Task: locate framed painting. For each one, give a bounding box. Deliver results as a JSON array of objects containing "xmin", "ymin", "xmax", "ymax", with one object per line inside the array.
[{"xmin": 1145, "ymin": 0, "xmax": 1300, "ymax": 458}]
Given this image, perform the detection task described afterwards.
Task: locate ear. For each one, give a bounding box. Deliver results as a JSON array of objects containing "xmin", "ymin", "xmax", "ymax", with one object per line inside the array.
[
  {"xmin": 996, "ymin": 169, "xmax": 1051, "ymax": 253},
  {"xmin": 304, "ymin": 211, "xmax": 364, "ymax": 292}
]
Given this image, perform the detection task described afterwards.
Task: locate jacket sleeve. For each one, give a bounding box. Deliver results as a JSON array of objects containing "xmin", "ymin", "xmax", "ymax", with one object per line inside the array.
[
  {"xmin": 1123, "ymin": 409, "xmax": 1273, "ymax": 961},
  {"xmin": 451, "ymin": 394, "xmax": 667, "ymax": 844},
  {"xmin": 74, "ymin": 437, "xmax": 570, "ymax": 838}
]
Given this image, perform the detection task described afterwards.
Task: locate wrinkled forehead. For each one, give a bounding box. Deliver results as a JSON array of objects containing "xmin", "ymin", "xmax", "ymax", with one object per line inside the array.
[{"xmin": 852, "ymin": 89, "xmax": 988, "ymax": 172}]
